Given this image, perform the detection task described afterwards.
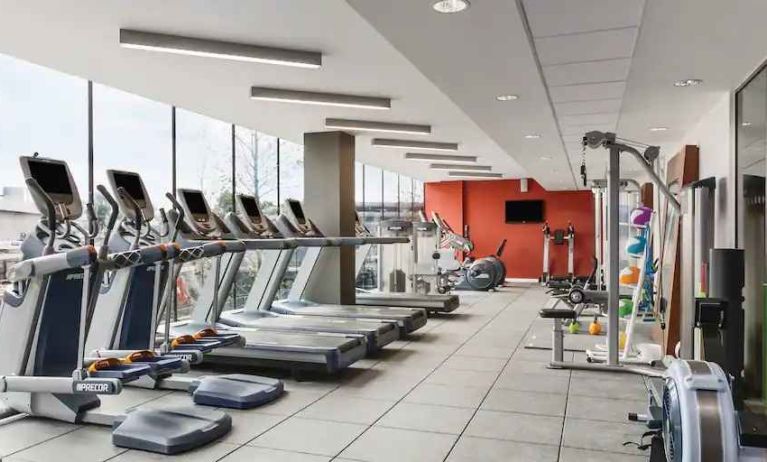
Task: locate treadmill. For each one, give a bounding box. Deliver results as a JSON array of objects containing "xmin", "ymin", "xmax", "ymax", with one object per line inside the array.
[
  {"xmin": 355, "ymin": 216, "xmax": 459, "ymax": 313},
  {"xmin": 270, "ymin": 199, "xmax": 428, "ymax": 334},
  {"xmin": 171, "ymin": 189, "xmax": 399, "ymax": 354},
  {"xmin": 107, "ymin": 170, "xmax": 367, "ymax": 374}
]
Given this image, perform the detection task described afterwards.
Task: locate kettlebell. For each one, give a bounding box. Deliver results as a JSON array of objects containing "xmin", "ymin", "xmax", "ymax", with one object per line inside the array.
[
  {"xmin": 588, "ymin": 316, "xmax": 602, "ymax": 336},
  {"xmin": 568, "ymin": 321, "xmax": 581, "ymax": 334}
]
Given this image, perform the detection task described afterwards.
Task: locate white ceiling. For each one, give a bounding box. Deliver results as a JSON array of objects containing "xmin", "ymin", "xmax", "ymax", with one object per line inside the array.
[
  {"xmin": 1, "ymin": 1, "xmax": 767, "ymax": 189},
  {"xmin": 0, "ymin": 0, "xmax": 526, "ymax": 182}
]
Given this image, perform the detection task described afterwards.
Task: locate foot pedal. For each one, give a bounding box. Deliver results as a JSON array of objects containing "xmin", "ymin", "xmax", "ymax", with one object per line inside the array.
[
  {"xmin": 191, "ymin": 374, "xmax": 284, "ymax": 409},
  {"xmin": 113, "ymin": 406, "xmax": 231, "ymax": 454}
]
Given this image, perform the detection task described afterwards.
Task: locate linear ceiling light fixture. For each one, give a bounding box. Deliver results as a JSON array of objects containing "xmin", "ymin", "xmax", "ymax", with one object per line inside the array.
[
  {"xmin": 372, "ymin": 138, "xmax": 458, "ymax": 151},
  {"xmin": 430, "ymin": 163, "xmax": 491, "ymax": 171},
  {"xmin": 119, "ymin": 29, "xmax": 322, "ymax": 68},
  {"xmin": 405, "ymin": 153, "xmax": 477, "ymax": 163},
  {"xmin": 325, "ymin": 118, "xmax": 431, "ymax": 135},
  {"xmin": 448, "ymin": 171, "xmax": 503, "ymax": 178},
  {"xmin": 251, "ymin": 87, "xmax": 390, "ymax": 110}
]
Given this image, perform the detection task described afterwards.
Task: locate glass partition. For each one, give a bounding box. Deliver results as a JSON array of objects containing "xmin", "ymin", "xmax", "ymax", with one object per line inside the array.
[{"xmin": 736, "ymin": 66, "xmax": 767, "ymax": 400}]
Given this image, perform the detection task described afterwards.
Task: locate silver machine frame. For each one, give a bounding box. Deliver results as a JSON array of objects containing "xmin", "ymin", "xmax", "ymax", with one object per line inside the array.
[{"xmin": 549, "ymin": 131, "xmax": 680, "ymax": 371}]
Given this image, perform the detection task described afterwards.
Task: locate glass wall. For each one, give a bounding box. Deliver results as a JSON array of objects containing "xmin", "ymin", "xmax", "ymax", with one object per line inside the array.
[
  {"xmin": 0, "ymin": 55, "xmax": 88, "ymax": 282},
  {"xmin": 279, "ymin": 139, "xmax": 304, "ymax": 203},
  {"xmin": 174, "ymin": 108, "xmax": 233, "ymax": 317},
  {"xmin": 399, "ymin": 174, "xmax": 413, "ymax": 220},
  {"xmin": 0, "ymin": 51, "xmax": 424, "ymax": 299},
  {"xmin": 93, "ymin": 84, "xmax": 171, "ymax": 228},
  {"xmin": 736, "ymin": 66, "xmax": 767, "ymax": 401},
  {"xmin": 383, "ymin": 170, "xmax": 399, "ymax": 221},
  {"xmin": 414, "ymin": 179, "xmax": 425, "ymax": 219}
]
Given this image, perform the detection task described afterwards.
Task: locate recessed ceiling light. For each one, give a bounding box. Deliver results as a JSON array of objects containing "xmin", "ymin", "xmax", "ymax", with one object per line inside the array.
[
  {"xmin": 649, "ymin": 127, "xmax": 668, "ymax": 132},
  {"xmin": 432, "ymin": 0, "xmax": 470, "ymax": 14},
  {"xmin": 673, "ymin": 78, "xmax": 703, "ymax": 88},
  {"xmin": 496, "ymin": 94, "xmax": 519, "ymax": 102},
  {"xmin": 325, "ymin": 118, "xmax": 431, "ymax": 135},
  {"xmin": 119, "ymin": 29, "xmax": 322, "ymax": 68},
  {"xmin": 405, "ymin": 153, "xmax": 477, "ymax": 163},
  {"xmin": 251, "ymin": 87, "xmax": 390, "ymax": 110},
  {"xmin": 525, "ymin": 134, "xmax": 541, "ymax": 139},
  {"xmin": 430, "ymin": 163, "xmax": 491, "ymax": 171},
  {"xmin": 372, "ymin": 139, "xmax": 459, "ymax": 151},
  {"xmin": 742, "ymin": 122, "xmax": 753, "ymax": 127},
  {"xmin": 540, "ymin": 156, "xmax": 552, "ymax": 161}
]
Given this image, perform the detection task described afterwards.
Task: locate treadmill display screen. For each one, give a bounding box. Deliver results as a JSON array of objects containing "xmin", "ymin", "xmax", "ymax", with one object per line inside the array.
[
  {"xmin": 28, "ymin": 160, "xmax": 73, "ymax": 198},
  {"xmin": 287, "ymin": 199, "xmax": 306, "ymax": 222},
  {"xmin": 184, "ymin": 191, "xmax": 209, "ymax": 219},
  {"xmin": 241, "ymin": 196, "xmax": 262, "ymax": 221},
  {"xmin": 112, "ymin": 172, "xmax": 147, "ymax": 208}
]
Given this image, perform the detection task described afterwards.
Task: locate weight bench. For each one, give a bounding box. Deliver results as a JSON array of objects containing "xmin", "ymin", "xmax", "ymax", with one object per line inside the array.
[{"xmin": 539, "ymin": 308, "xmax": 577, "ymax": 366}]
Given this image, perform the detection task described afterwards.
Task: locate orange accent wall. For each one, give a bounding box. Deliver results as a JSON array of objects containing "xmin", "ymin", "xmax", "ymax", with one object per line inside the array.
[{"xmin": 425, "ymin": 179, "xmax": 594, "ymax": 280}]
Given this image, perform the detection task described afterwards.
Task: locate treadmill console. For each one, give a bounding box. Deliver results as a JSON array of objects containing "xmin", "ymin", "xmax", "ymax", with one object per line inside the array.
[
  {"xmin": 283, "ymin": 199, "xmax": 321, "ymax": 236},
  {"xmin": 20, "ymin": 156, "xmax": 83, "ymax": 221},
  {"xmin": 177, "ymin": 189, "xmax": 217, "ymax": 236},
  {"xmin": 107, "ymin": 169, "xmax": 154, "ymax": 221},
  {"xmin": 236, "ymin": 194, "xmax": 281, "ymax": 237}
]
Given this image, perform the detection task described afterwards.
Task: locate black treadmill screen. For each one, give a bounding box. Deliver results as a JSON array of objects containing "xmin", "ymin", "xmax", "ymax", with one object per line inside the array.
[
  {"xmin": 184, "ymin": 191, "xmax": 209, "ymax": 216},
  {"xmin": 241, "ymin": 196, "xmax": 262, "ymax": 220},
  {"xmin": 288, "ymin": 199, "xmax": 305, "ymax": 222},
  {"xmin": 28, "ymin": 160, "xmax": 72, "ymax": 197},
  {"xmin": 112, "ymin": 172, "xmax": 147, "ymax": 207}
]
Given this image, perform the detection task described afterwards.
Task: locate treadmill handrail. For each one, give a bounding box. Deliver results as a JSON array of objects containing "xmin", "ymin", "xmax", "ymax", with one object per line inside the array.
[{"xmin": 360, "ymin": 236, "xmax": 410, "ymax": 245}]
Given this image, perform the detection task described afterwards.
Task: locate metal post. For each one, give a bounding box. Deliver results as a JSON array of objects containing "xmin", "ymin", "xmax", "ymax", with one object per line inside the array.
[
  {"xmin": 607, "ymin": 145, "xmax": 620, "ymax": 365},
  {"xmin": 680, "ymin": 187, "xmax": 695, "ymax": 359},
  {"xmin": 594, "ymin": 189, "xmax": 603, "ymax": 287}
]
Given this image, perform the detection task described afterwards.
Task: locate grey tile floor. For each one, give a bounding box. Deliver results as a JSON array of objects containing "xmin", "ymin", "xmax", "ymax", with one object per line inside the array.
[{"xmin": 0, "ymin": 286, "xmax": 651, "ymax": 461}]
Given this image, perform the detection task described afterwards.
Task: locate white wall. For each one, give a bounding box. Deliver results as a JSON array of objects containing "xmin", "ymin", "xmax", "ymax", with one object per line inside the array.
[{"xmin": 665, "ymin": 92, "xmax": 735, "ymax": 248}]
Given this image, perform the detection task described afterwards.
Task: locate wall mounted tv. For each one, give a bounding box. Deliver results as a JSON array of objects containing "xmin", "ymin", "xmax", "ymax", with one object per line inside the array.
[{"xmin": 505, "ymin": 200, "xmax": 544, "ymax": 223}]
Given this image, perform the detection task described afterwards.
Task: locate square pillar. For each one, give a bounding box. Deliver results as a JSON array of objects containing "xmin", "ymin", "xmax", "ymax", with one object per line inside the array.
[{"xmin": 302, "ymin": 131, "xmax": 356, "ymax": 304}]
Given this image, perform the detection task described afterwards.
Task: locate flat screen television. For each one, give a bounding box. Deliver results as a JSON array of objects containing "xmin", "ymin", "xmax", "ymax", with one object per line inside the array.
[{"xmin": 505, "ymin": 200, "xmax": 544, "ymax": 223}]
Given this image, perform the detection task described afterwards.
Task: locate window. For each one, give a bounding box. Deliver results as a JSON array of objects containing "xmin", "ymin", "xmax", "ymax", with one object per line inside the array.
[
  {"xmin": 414, "ymin": 179, "xmax": 424, "ymax": 218},
  {"xmin": 279, "ymin": 139, "xmax": 304, "ymax": 202},
  {"xmin": 0, "ymin": 54, "xmax": 87, "ymax": 285},
  {"xmin": 383, "ymin": 170, "xmax": 399, "ymax": 220},
  {"xmin": 93, "ymin": 84, "xmax": 171, "ymax": 229},
  {"xmin": 174, "ymin": 108, "xmax": 233, "ymax": 317},
  {"xmin": 399, "ymin": 174, "xmax": 413, "ymax": 220},
  {"xmin": 175, "ymin": 108, "xmax": 232, "ymax": 212},
  {"xmin": 358, "ymin": 165, "xmax": 383, "ymax": 289},
  {"xmin": 355, "ymin": 162, "xmax": 364, "ymax": 212},
  {"xmin": 256, "ymin": 133, "xmax": 279, "ymax": 215}
]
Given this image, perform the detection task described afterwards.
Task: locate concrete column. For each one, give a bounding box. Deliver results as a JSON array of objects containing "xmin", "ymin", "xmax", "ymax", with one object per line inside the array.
[{"xmin": 302, "ymin": 131, "xmax": 356, "ymax": 305}]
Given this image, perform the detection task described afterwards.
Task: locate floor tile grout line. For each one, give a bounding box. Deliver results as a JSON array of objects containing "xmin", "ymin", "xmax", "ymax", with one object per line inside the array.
[
  {"xmin": 329, "ymin": 291, "xmax": 524, "ymax": 461},
  {"xmin": 556, "ymin": 358, "xmax": 573, "ymax": 461},
  {"xmin": 441, "ymin": 287, "xmax": 543, "ymax": 461},
  {"xmin": 3, "ymin": 425, "xmax": 88, "ymax": 459}
]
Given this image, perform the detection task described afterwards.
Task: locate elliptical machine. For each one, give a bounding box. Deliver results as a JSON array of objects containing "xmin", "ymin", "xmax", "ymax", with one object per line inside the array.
[
  {"xmin": 0, "ymin": 155, "xmax": 232, "ymax": 454},
  {"xmin": 431, "ymin": 212, "xmax": 506, "ymax": 292}
]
